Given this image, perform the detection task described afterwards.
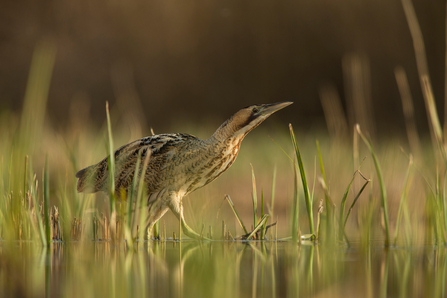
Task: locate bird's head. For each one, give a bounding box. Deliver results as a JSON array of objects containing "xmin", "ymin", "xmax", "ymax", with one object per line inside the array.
[{"xmin": 213, "ymin": 101, "xmax": 293, "ymax": 140}]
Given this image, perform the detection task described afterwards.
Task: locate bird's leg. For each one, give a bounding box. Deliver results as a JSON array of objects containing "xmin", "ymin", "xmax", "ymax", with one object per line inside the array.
[
  {"xmin": 143, "ymin": 204, "xmax": 169, "ymax": 240},
  {"xmin": 180, "ymin": 218, "xmax": 205, "ymax": 240},
  {"xmin": 168, "ymin": 200, "xmax": 211, "ymax": 241}
]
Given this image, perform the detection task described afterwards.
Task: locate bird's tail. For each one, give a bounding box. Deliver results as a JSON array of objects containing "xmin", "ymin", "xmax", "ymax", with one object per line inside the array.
[{"xmin": 75, "ymin": 159, "xmax": 108, "ymax": 193}]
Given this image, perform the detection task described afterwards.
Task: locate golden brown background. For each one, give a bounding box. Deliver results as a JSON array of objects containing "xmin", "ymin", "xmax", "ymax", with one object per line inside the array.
[{"xmin": 0, "ymin": 0, "xmax": 444, "ymax": 134}]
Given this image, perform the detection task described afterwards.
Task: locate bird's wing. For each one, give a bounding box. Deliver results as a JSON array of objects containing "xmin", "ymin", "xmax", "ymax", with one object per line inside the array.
[{"xmin": 75, "ymin": 133, "xmax": 196, "ymax": 195}]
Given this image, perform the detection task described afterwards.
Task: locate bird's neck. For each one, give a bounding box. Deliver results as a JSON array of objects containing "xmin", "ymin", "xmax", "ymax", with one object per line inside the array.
[{"xmin": 208, "ymin": 117, "xmax": 238, "ymax": 143}]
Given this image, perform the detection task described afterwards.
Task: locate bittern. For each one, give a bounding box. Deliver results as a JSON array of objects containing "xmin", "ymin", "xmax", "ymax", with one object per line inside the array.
[{"xmin": 76, "ymin": 101, "xmax": 292, "ymax": 240}]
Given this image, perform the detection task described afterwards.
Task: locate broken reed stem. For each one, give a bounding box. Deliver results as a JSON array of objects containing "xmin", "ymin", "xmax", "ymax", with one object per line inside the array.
[
  {"xmin": 343, "ymin": 179, "xmax": 370, "ymax": 233},
  {"xmin": 246, "ymin": 215, "xmax": 269, "ymax": 240},
  {"xmin": 226, "ymin": 195, "xmax": 248, "ymax": 235}
]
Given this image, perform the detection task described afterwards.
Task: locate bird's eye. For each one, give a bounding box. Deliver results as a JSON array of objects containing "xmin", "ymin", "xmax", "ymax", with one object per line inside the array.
[{"xmin": 252, "ymin": 107, "xmax": 259, "ymax": 113}]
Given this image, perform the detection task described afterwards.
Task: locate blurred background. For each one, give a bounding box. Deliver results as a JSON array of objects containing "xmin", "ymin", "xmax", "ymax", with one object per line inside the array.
[{"xmin": 1, "ymin": 0, "xmax": 444, "ymax": 136}]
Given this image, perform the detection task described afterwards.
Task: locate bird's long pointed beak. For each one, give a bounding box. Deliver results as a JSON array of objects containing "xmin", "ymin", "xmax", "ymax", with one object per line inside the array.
[{"xmin": 261, "ymin": 101, "xmax": 293, "ymax": 115}]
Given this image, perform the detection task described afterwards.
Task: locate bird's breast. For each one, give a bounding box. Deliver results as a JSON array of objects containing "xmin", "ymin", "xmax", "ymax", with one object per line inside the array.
[{"xmin": 180, "ymin": 136, "xmax": 243, "ymax": 194}]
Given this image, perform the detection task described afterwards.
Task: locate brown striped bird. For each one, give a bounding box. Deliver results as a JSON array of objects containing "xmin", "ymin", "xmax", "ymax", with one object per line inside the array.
[{"xmin": 76, "ymin": 102, "xmax": 292, "ymax": 240}]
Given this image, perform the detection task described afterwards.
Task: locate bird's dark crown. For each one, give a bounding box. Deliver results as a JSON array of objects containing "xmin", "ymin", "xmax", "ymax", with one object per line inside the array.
[{"xmin": 211, "ymin": 102, "xmax": 293, "ymax": 141}]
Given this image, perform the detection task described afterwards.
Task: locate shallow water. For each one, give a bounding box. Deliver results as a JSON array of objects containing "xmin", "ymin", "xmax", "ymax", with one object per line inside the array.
[{"xmin": 1, "ymin": 240, "xmax": 446, "ymax": 297}]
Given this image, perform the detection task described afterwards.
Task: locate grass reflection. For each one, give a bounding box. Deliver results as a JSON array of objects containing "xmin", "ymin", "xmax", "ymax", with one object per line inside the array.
[{"xmin": 1, "ymin": 241, "xmax": 446, "ymax": 297}]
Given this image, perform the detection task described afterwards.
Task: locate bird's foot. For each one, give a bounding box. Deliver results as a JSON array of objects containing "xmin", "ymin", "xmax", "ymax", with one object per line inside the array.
[{"xmin": 181, "ymin": 220, "xmax": 211, "ymax": 241}]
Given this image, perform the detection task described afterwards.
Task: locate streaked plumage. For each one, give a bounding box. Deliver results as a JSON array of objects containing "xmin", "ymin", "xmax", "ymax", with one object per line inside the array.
[{"xmin": 76, "ymin": 102, "xmax": 292, "ymax": 239}]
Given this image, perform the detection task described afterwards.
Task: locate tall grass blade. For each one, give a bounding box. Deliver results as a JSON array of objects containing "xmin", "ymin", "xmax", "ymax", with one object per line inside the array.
[
  {"xmin": 435, "ymin": 171, "xmax": 446, "ymax": 244},
  {"xmin": 339, "ymin": 173, "xmax": 356, "ymax": 242},
  {"xmin": 261, "ymin": 190, "xmax": 266, "ymax": 239},
  {"xmin": 154, "ymin": 219, "xmax": 160, "ymax": 240},
  {"xmin": 136, "ymin": 150, "xmax": 151, "ymax": 241},
  {"xmin": 124, "ymin": 150, "xmax": 142, "ymax": 247},
  {"xmin": 31, "ymin": 174, "xmax": 46, "ymax": 246},
  {"xmin": 356, "ymin": 124, "xmax": 391, "ymax": 246},
  {"xmin": 251, "ymin": 164, "xmax": 258, "ymax": 232},
  {"xmin": 443, "ymin": 170, "xmax": 447, "ymax": 241},
  {"xmin": 289, "ymin": 124, "xmax": 314, "ymax": 235},
  {"xmin": 44, "ymin": 156, "xmax": 51, "ymax": 245},
  {"xmin": 422, "ymin": 76, "xmax": 446, "ymax": 162},
  {"xmin": 24, "ymin": 156, "xmax": 29, "ymax": 198},
  {"xmin": 128, "ymin": 151, "xmax": 142, "ymax": 230},
  {"xmin": 18, "ymin": 40, "xmax": 56, "ymax": 154},
  {"xmin": 292, "ymin": 159, "xmax": 299, "ymax": 243},
  {"xmin": 393, "ymin": 156, "xmax": 413, "ymax": 246},
  {"xmin": 401, "ymin": 0, "xmax": 446, "ymax": 162},
  {"xmin": 316, "ymin": 140, "xmax": 335, "ymax": 242},
  {"xmin": 105, "ymin": 102, "xmax": 116, "ymax": 215},
  {"xmin": 270, "ymin": 166, "xmax": 277, "ymax": 217},
  {"xmin": 343, "ymin": 179, "xmax": 369, "ymax": 235}
]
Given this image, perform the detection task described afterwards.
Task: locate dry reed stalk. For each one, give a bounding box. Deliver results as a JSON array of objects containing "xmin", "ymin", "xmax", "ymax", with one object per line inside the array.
[
  {"xmin": 319, "ymin": 83, "xmax": 349, "ymax": 141},
  {"xmin": 401, "ymin": 0, "xmax": 429, "ymax": 77},
  {"xmin": 343, "ymin": 53, "xmax": 375, "ymax": 139},
  {"xmin": 394, "ymin": 67, "xmax": 422, "ymax": 159},
  {"xmin": 401, "ymin": 0, "xmax": 445, "ymax": 161}
]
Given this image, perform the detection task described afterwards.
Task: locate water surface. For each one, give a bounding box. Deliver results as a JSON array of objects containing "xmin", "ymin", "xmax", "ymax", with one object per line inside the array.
[{"xmin": 1, "ymin": 240, "xmax": 445, "ymax": 297}]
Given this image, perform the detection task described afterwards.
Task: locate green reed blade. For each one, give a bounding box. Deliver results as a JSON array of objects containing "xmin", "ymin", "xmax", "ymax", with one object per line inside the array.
[
  {"xmin": 356, "ymin": 124, "xmax": 391, "ymax": 246},
  {"xmin": 443, "ymin": 170, "xmax": 447, "ymax": 240},
  {"xmin": 317, "ymin": 140, "xmax": 336, "ymax": 242},
  {"xmin": 246, "ymin": 214, "xmax": 269, "ymax": 240},
  {"xmin": 292, "ymin": 159, "xmax": 299, "ymax": 242},
  {"xmin": 128, "ymin": 151, "xmax": 142, "ymax": 229},
  {"xmin": 339, "ymin": 173, "xmax": 356, "ymax": 242},
  {"xmin": 251, "ymin": 164, "xmax": 258, "ymax": 231},
  {"xmin": 24, "ymin": 156, "xmax": 28, "ymax": 198},
  {"xmin": 44, "ymin": 155, "xmax": 51, "ymax": 245},
  {"xmin": 261, "ymin": 189, "xmax": 266, "ymax": 240},
  {"xmin": 154, "ymin": 220, "xmax": 160, "ymax": 239},
  {"xmin": 436, "ymin": 170, "xmax": 447, "ymax": 243},
  {"xmin": 137, "ymin": 150, "xmax": 151, "ymax": 240},
  {"xmin": 124, "ymin": 150, "xmax": 142, "ymax": 246},
  {"xmin": 343, "ymin": 179, "xmax": 369, "ymax": 233},
  {"xmin": 31, "ymin": 174, "xmax": 46, "ymax": 246},
  {"xmin": 270, "ymin": 165, "xmax": 277, "ymax": 218},
  {"xmin": 289, "ymin": 124, "xmax": 314, "ymax": 235},
  {"xmin": 393, "ymin": 156, "xmax": 413, "ymax": 245},
  {"xmin": 105, "ymin": 102, "xmax": 116, "ymax": 215}
]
